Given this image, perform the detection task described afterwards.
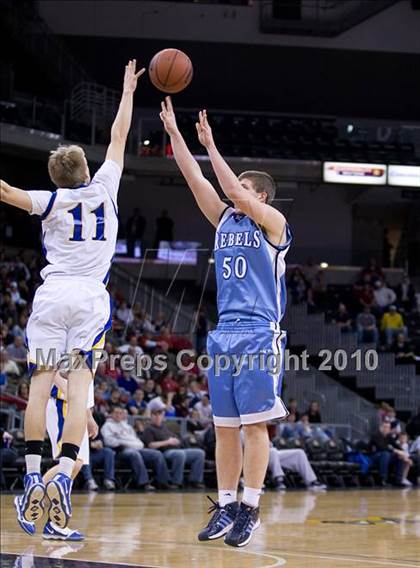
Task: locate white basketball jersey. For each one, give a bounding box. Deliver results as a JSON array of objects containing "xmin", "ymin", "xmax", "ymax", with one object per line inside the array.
[{"xmin": 28, "ymin": 160, "xmax": 121, "ymax": 284}]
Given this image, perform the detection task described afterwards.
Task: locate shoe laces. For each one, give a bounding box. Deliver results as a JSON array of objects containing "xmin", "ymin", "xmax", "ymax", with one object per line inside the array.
[{"xmin": 205, "ymin": 496, "xmax": 225, "ymax": 528}]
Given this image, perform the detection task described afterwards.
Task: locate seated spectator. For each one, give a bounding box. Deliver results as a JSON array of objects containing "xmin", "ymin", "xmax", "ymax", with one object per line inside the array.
[
  {"xmin": 268, "ymin": 446, "xmax": 326, "ymax": 491},
  {"xmin": 369, "ymin": 421, "xmax": 405, "ymax": 486},
  {"xmin": 194, "ymin": 394, "xmax": 212, "ymax": 422},
  {"xmin": 6, "ymin": 335, "xmax": 27, "ymax": 369},
  {"xmin": 117, "ymin": 369, "xmax": 140, "ymax": 396},
  {"xmin": 80, "ymin": 434, "xmax": 116, "ymax": 491},
  {"xmin": 105, "ymin": 388, "xmax": 123, "ymax": 415},
  {"xmin": 356, "ymin": 283, "xmax": 375, "ymax": 311},
  {"xmin": 396, "ymin": 275, "xmax": 416, "ymax": 313},
  {"xmin": 381, "ymin": 306, "xmax": 407, "ymax": 347},
  {"xmin": 0, "ymin": 429, "xmax": 18, "ymax": 489},
  {"xmin": 356, "ymin": 307, "xmax": 379, "ymax": 344},
  {"xmin": 187, "ymin": 380, "xmax": 203, "ymax": 408},
  {"xmin": 102, "ymin": 406, "xmax": 170, "ymax": 490},
  {"xmin": 373, "ymin": 280, "xmax": 396, "ymax": 315},
  {"xmin": 141, "ymin": 406, "xmax": 205, "ymax": 488},
  {"xmin": 0, "ymin": 349, "xmax": 20, "ymax": 380},
  {"xmin": 307, "ymin": 401, "xmax": 322, "ymax": 424},
  {"xmin": 8, "ymin": 281, "xmax": 27, "ymax": 306},
  {"xmin": 118, "ymin": 334, "xmax": 144, "ymax": 357},
  {"xmin": 115, "ymin": 301, "xmax": 134, "ymax": 325},
  {"xmin": 295, "ymin": 414, "xmax": 330, "ymax": 443},
  {"xmin": 12, "ymin": 314, "xmax": 28, "ymax": 340},
  {"xmin": 126, "ymin": 388, "xmax": 147, "ymax": 415},
  {"xmin": 392, "ymin": 333, "xmax": 417, "ymax": 364},
  {"xmin": 332, "ymin": 303, "xmax": 352, "ymax": 332},
  {"xmin": 172, "ymin": 385, "xmax": 190, "ymax": 418},
  {"xmin": 278, "ymin": 413, "xmax": 299, "ymax": 440},
  {"xmin": 153, "ymin": 311, "xmax": 167, "ymax": 332},
  {"xmin": 17, "ymin": 380, "xmax": 29, "ymax": 402},
  {"xmin": 143, "ymin": 378, "xmax": 158, "ymax": 403},
  {"xmin": 287, "ymin": 398, "xmax": 300, "ymax": 421},
  {"xmin": 161, "ymin": 370, "xmax": 179, "ymax": 394}
]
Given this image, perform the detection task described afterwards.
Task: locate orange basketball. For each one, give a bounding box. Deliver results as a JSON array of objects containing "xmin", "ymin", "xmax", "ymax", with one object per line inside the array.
[{"xmin": 149, "ymin": 49, "xmax": 193, "ymax": 94}]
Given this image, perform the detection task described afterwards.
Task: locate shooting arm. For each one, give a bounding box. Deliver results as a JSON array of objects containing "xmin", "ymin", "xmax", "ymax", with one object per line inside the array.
[
  {"xmin": 207, "ymin": 143, "xmax": 287, "ymax": 245},
  {"xmin": 169, "ymin": 130, "xmax": 225, "ymax": 228}
]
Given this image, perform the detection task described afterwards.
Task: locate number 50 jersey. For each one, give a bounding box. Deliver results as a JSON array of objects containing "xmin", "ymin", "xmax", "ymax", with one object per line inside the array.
[
  {"xmin": 214, "ymin": 207, "xmax": 292, "ymax": 324},
  {"xmin": 28, "ymin": 160, "xmax": 121, "ymax": 285}
]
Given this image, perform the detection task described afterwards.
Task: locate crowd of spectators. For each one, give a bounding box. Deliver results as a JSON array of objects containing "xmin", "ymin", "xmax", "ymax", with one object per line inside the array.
[
  {"xmin": 288, "ymin": 258, "xmax": 419, "ymax": 362},
  {"xmin": 1, "ymin": 250, "xmax": 420, "ymax": 491}
]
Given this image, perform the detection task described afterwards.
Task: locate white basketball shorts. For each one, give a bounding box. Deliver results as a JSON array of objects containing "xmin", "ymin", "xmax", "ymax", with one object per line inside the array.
[{"xmin": 26, "ymin": 274, "xmax": 111, "ymax": 375}]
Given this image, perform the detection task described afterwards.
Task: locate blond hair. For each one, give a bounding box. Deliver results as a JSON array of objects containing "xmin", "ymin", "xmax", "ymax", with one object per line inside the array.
[
  {"xmin": 238, "ymin": 170, "xmax": 276, "ymax": 204},
  {"xmin": 48, "ymin": 145, "xmax": 87, "ymax": 188}
]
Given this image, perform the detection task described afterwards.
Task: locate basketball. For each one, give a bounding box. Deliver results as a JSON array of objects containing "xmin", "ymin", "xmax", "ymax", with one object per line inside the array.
[{"xmin": 149, "ymin": 48, "xmax": 193, "ymax": 94}]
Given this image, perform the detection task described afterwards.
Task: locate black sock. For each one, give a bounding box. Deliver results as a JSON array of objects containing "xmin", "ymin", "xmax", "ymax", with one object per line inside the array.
[
  {"xmin": 61, "ymin": 443, "xmax": 80, "ymax": 462},
  {"xmin": 25, "ymin": 440, "xmax": 44, "ymax": 456}
]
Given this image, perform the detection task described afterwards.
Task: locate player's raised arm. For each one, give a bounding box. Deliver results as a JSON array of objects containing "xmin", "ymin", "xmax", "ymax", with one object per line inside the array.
[
  {"xmin": 105, "ymin": 59, "xmax": 145, "ymax": 170},
  {"xmin": 159, "ymin": 97, "xmax": 225, "ymax": 228},
  {"xmin": 0, "ymin": 180, "xmax": 32, "ymax": 212},
  {"xmin": 198, "ymin": 110, "xmax": 287, "ymax": 246}
]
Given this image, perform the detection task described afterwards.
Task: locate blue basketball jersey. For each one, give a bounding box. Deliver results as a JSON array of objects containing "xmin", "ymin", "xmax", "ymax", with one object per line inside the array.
[{"xmin": 214, "ymin": 207, "xmax": 292, "ymax": 324}]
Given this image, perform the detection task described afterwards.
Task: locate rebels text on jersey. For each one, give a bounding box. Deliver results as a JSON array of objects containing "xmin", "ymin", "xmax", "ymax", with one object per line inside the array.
[{"xmin": 214, "ymin": 208, "xmax": 292, "ymax": 324}]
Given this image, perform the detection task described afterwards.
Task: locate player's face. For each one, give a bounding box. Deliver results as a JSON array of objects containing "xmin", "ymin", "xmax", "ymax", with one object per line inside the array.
[{"xmin": 239, "ymin": 178, "xmax": 267, "ymax": 205}]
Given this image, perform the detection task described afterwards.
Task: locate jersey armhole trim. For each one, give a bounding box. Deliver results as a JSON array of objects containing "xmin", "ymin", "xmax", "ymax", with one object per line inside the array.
[
  {"xmin": 264, "ymin": 223, "xmax": 292, "ymax": 252},
  {"xmin": 216, "ymin": 206, "xmax": 233, "ymax": 231},
  {"xmin": 40, "ymin": 191, "xmax": 57, "ymax": 220}
]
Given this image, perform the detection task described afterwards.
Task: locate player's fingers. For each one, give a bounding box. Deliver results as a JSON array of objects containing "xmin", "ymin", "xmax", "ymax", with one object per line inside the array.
[
  {"xmin": 166, "ymin": 96, "xmax": 173, "ymax": 111},
  {"xmin": 195, "ymin": 122, "xmax": 201, "ymax": 134},
  {"xmin": 135, "ymin": 67, "xmax": 146, "ymax": 79}
]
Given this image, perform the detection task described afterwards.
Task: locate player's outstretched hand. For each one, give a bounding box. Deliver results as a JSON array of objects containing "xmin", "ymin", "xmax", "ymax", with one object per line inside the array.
[
  {"xmin": 123, "ymin": 59, "xmax": 145, "ymax": 93},
  {"xmin": 159, "ymin": 96, "xmax": 178, "ymax": 136},
  {"xmin": 196, "ymin": 110, "xmax": 215, "ymax": 149}
]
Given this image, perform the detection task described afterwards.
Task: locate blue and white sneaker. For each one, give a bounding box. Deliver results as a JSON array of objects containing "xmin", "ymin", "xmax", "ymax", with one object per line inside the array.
[
  {"xmin": 19, "ymin": 473, "xmax": 46, "ymax": 524},
  {"xmin": 224, "ymin": 502, "xmax": 260, "ymax": 547},
  {"xmin": 46, "ymin": 473, "xmax": 72, "ymax": 529},
  {"xmin": 198, "ymin": 496, "xmax": 239, "ymax": 541},
  {"xmin": 43, "ymin": 521, "xmax": 84, "ymax": 541},
  {"xmin": 14, "ymin": 496, "xmax": 36, "ymax": 535}
]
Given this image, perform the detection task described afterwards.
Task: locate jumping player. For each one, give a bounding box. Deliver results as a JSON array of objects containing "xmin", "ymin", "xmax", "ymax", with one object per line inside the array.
[
  {"xmin": 15, "ymin": 372, "xmax": 98, "ymax": 540},
  {"xmin": 160, "ymin": 98, "xmax": 291, "ymax": 547},
  {"xmin": 0, "ymin": 60, "xmax": 144, "ymax": 529}
]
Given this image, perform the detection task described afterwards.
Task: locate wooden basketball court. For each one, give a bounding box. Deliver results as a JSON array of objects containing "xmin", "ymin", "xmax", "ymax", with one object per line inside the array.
[{"xmin": 1, "ymin": 490, "xmax": 419, "ymax": 567}]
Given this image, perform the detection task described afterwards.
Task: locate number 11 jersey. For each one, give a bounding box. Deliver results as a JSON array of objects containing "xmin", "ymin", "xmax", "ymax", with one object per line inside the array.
[{"xmin": 28, "ymin": 160, "xmax": 121, "ymax": 285}]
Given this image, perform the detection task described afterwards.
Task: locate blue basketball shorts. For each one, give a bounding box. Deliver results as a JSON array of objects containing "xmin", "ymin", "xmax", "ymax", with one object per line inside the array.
[{"xmin": 206, "ymin": 321, "xmax": 288, "ymax": 427}]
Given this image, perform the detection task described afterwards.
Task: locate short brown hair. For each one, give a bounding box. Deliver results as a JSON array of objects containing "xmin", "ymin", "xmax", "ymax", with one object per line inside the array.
[
  {"xmin": 238, "ymin": 170, "xmax": 276, "ymax": 204},
  {"xmin": 48, "ymin": 145, "xmax": 87, "ymax": 188}
]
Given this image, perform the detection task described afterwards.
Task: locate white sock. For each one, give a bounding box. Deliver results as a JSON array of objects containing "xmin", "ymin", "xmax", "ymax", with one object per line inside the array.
[
  {"xmin": 25, "ymin": 454, "xmax": 41, "ymax": 474},
  {"xmin": 218, "ymin": 489, "xmax": 237, "ymax": 507},
  {"xmin": 242, "ymin": 487, "xmax": 261, "ymax": 508},
  {"xmin": 59, "ymin": 457, "xmax": 75, "ymax": 478}
]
